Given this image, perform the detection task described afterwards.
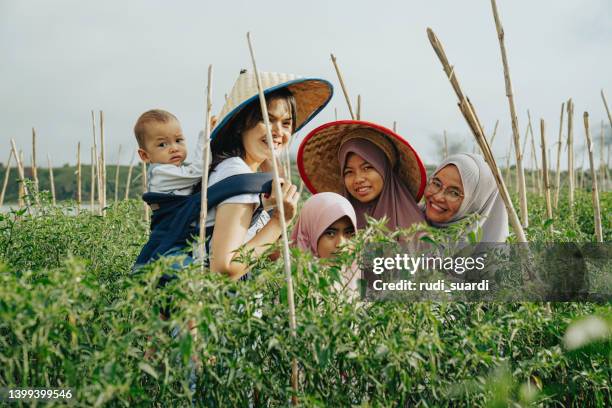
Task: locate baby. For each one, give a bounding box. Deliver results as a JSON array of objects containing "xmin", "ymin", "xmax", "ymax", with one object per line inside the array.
[{"xmin": 134, "ymin": 109, "xmax": 203, "ymax": 195}]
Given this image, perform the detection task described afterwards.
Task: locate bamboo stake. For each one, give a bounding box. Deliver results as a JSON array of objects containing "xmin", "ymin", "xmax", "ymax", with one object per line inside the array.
[
  {"xmin": 567, "ymin": 99, "xmax": 575, "ymax": 214},
  {"xmin": 142, "ymin": 161, "xmax": 149, "ymax": 222},
  {"xmin": 18, "ymin": 150, "xmax": 25, "ymax": 208},
  {"xmin": 393, "ymin": 121, "xmax": 397, "ymax": 133},
  {"xmin": 540, "ymin": 119, "xmax": 553, "ymax": 232},
  {"xmin": 31, "ymin": 127, "xmax": 38, "ymax": 192},
  {"xmin": 114, "ymin": 144, "xmax": 122, "ymax": 202},
  {"xmin": 76, "ymin": 142, "xmax": 81, "ymax": 214},
  {"xmin": 330, "ymin": 53, "xmax": 355, "ymax": 120},
  {"xmin": 490, "ymin": 0, "xmax": 528, "ymax": 228},
  {"xmin": 124, "ymin": 151, "xmax": 136, "ymax": 200},
  {"xmin": 248, "ymin": 32, "xmax": 300, "ymax": 402},
  {"xmin": 528, "ymin": 111, "xmax": 541, "ymax": 194},
  {"xmin": 10, "ymin": 140, "xmax": 28, "ymax": 199},
  {"xmin": 47, "ymin": 154, "xmax": 56, "ymax": 206},
  {"xmin": 554, "ymin": 102, "xmax": 565, "ymax": 209},
  {"xmin": 583, "ymin": 112, "xmax": 603, "ymax": 242},
  {"xmin": 505, "ymin": 137, "xmax": 513, "ymax": 188},
  {"xmin": 90, "ymin": 147, "xmax": 96, "ymax": 212},
  {"xmin": 427, "ymin": 27, "xmax": 527, "ymax": 243},
  {"xmin": 99, "ymin": 110, "xmax": 107, "ymax": 212},
  {"xmin": 198, "ymin": 64, "xmax": 213, "ymax": 270},
  {"xmin": 602, "ymin": 89, "xmax": 612, "ymax": 129},
  {"xmin": 443, "ymin": 130, "xmax": 448, "ymax": 159},
  {"xmin": 0, "ymin": 150, "xmax": 13, "ymax": 207},
  {"xmin": 600, "ymin": 120, "xmax": 605, "ymax": 189},
  {"xmin": 489, "ymin": 119, "xmax": 499, "ymax": 145},
  {"xmin": 334, "ymin": 107, "xmax": 338, "ymax": 121},
  {"xmin": 356, "ymin": 94, "xmax": 361, "ymax": 120},
  {"xmin": 91, "ymin": 111, "xmax": 101, "ymax": 215}
]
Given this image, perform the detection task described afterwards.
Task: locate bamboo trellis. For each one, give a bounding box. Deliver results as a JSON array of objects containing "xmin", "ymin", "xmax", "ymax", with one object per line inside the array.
[
  {"xmin": 330, "ymin": 53, "xmax": 356, "ymax": 120},
  {"xmin": 583, "ymin": 112, "xmax": 603, "ymax": 242},
  {"xmin": 554, "ymin": 102, "xmax": 565, "ymax": 209},
  {"xmin": 491, "ymin": 0, "xmax": 528, "ymax": 228},
  {"xmin": 247, "ymin": 32, "xmax": 300, "ymax": 403},
  {"xmin": 198, "ymin": 64, "xmax": 213, "ymax": 269}
]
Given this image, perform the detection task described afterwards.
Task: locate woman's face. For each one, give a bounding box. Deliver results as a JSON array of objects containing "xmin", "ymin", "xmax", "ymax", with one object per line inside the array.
[
  {"xmin": 241, "ymin": 98, "xmax": 292, "ymax": 169},
  {"xmin": 316, "ymin": 216, "xmax": 355, "ymax": 258},
  {"xmin": 424, "ymin": 164, "xmax": 464, "ymax": 223},
  {"xmin": 343, "ymin": 153, "xmax": 384, "ymax": 203}
]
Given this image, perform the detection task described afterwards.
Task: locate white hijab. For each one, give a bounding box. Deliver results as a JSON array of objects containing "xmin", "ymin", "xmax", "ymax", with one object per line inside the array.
[{"xmin": 427, "ymin": 153, "xmax": 509, "ymax": 243}]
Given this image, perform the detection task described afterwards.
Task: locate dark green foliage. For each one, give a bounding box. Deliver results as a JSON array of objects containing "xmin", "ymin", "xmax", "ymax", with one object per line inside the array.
[{"xmin": 0, "ymin": 190, "xmax": 610, "ymax": 407}]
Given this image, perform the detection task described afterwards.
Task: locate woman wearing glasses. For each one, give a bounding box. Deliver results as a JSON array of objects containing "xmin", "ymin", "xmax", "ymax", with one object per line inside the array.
[{"xmin": 423, "ymin": 153, "xmax": 509, "ymax": 243}]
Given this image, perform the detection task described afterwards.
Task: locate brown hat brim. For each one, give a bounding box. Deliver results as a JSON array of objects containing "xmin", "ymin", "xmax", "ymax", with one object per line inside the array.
[{"xmin": 297, "ymin": 120, "xmax": 426, "ymax": 200}]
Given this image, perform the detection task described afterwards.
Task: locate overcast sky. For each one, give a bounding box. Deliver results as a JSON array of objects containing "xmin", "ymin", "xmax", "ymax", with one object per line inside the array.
[{"xmin": 1, "ymin": 0, "xmax": 611, "ymax": 169}]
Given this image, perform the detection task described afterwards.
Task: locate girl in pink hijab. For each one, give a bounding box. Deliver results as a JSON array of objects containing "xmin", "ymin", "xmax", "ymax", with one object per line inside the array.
[
  {"xmin": 339, "ymin": 137, "xmax": 425, "ymax": 230},
  {"xmin": 291, "ymin": 192, "xmax": 357, "ymax": 258}
]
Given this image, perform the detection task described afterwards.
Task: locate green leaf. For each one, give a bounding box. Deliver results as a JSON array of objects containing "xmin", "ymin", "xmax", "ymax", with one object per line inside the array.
[{"xmin": 138, "ymin": 362, "xmax": 158, "ymax": 380}]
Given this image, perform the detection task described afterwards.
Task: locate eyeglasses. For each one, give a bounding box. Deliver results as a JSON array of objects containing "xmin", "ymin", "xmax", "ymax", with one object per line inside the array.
[{"xmin": 425, "ymin": 178, "xmax": 464, "ymax": 202}]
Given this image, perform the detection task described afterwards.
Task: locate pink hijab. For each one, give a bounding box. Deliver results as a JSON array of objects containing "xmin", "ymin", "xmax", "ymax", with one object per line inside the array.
[
  {"xmin": 291, "ymin": 192, "xmax": 357, "ymax": 256},
  {"xmin": 339, "ymin": 138, "xmax": 424, "ymax": 230}
]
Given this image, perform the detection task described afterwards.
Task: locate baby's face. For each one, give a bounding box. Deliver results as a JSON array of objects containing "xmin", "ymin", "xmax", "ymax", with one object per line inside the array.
[{"xmin": 138, "ymin": 119, "xmax": 187, "ymax": 165}]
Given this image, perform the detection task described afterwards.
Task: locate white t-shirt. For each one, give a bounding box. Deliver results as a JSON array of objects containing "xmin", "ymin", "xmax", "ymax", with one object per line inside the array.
[{"xmin": 205, "ymin": 157, "xmax": 270, "ymax": 244}]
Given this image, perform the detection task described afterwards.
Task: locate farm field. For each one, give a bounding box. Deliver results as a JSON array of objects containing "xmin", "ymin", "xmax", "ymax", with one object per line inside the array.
[{"xmin": 0, "ymin": 188, "xmax": 610, "ymax": 407}]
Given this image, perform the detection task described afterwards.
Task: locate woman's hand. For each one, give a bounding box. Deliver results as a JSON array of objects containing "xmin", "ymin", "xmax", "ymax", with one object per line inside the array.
[{"xmin": 268, "ymin": 179, "xmax": 299, "ymax": 223}]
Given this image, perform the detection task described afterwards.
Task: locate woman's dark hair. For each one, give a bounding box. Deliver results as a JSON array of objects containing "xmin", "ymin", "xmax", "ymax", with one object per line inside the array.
[{"xmin": 210, "ymin": 88, "xmax": 297, "ymax": 171}]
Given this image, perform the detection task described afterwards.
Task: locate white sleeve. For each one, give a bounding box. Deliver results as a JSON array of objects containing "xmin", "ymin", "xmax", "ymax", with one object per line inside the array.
[
  {"xmin": 147, "ymin": 131, "xmax": 205, "ymax": 192},
  {"xmin": 209, "ymin": 157, "xmax": 260, "ymax": 206}
]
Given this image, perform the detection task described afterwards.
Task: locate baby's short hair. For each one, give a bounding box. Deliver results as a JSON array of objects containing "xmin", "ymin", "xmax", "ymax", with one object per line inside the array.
[{"xmin": 134, "ymin": 109, "xmax": 178, "ymax": 148}]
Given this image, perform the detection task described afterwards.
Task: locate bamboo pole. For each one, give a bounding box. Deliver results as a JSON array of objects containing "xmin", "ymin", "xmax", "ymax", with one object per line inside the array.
[
  {"xmin": 18, "ymin": 150, "xmax": 25, "ymax": 208},
  {"xmin": 90, "ymin": 147, "xmax": 96, "ymax": 212},
  {"xmin": 489, "ymin": 119, "xmax": 499, "ymax": 145},
  {"xmin": 334, "ymin": 107, "xmax": 338, "ymax": 121},
  {"xmin": 600, "ymin": 120, "xmax": 605, "ymax": 189},
  {"xmin": 76, "ymin": 142, "xmax": 82, "ymax": 214},
  {"xmin": 505, "ymin": 137, "xmax": 513, "ymax": 188},
  {"xmin": 91, "ymin": 111, "xmax": 101, "ymax": 215},
  {"xmin": 567, "ymin": 99, "xmax": 575, "ymax": 214},
  {"xmin": 99, "ymin": 110, "xmax": 107, "ymax": 212},
  {"xmin": 540, "ymin": 119, "xmax": 553, "ymax": 232},
  {"xmin": 393, "ymin": 121, "xmax": 397, "ymax": 133},
  {"xmin": 124, "ymin": 151, "xmax": 136, "ymax": 200},
  {"xmin": 10, "ymin": 140, "xmax": 28, "ymax": 199},
  {"xmin": 247, "ymin": 32, "xmax": 300, "ymax": 402},
  {"xmin": 0, "ymin": 150, "xmax": 13, "ymax": 207},
  {"xmin": 198, "ymin": 64, "xmax": 213, "ymax": 269},
  {"xmin": 443, "ymin": 130, "xmax": 448, "ymax": 159},
  {"xmin": 356, "ymin": 94, "xmax": 361, "ymax": 120},
  {"xmin": 527, "ymin": 111, "xmax": 541, "ymax": 194},
  {"xmin": 31, "ymin": 127, "xmax": 39, "ymax": 192},
  {"xmin": 602, "ymin": 89, "xmax": 612, "ymax": 129},
  {"xmin": 142, "ymin": 161, "xmax": 149, "ymax": 222},
  {"xmin": 554, "ymin": 102, "xmax": 565, "ymax": 209},
  {"xmin": 427, "ymin": 27, "xmax": 527, "ymax": 243},
  {"xmin": 330, "ymin": 53, "xmax": 355, "ymax": 120},
  {"xmin": 47, "ymin": 154, "xmax": 56, "ymax": 206},
  {"xmin": 583, "ymin": 112, "xmax": 603, "ymax": 242},
  {"xmin": 114, "ymin": 144, "xmax": 122, "ymax": 202},
  {"xmin": 490, "ymin": 0, "xmax": 528, "ymax": 228}
]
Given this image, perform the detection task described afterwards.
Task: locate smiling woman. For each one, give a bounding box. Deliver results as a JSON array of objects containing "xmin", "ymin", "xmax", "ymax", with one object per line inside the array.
[
  {"xmin": 424, "ymin": 153, "xmax": 509, "ymax": 243},
  {"xmin": 298, "ymin": 121, "xmax": 427, "ymax": 232},
  {"xmin": 206, "ymin": 70, "xmax": 333, "ymax": 280}
]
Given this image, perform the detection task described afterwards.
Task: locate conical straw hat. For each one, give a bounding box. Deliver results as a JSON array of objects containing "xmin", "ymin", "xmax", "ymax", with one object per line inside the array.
[
  {"xmin": 297, "ymin": 120, "xmax": 426, "ymax": 200},
  {"xmin": 211, "ymin": 70, "xmax": 333, "ymax": 140}
]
